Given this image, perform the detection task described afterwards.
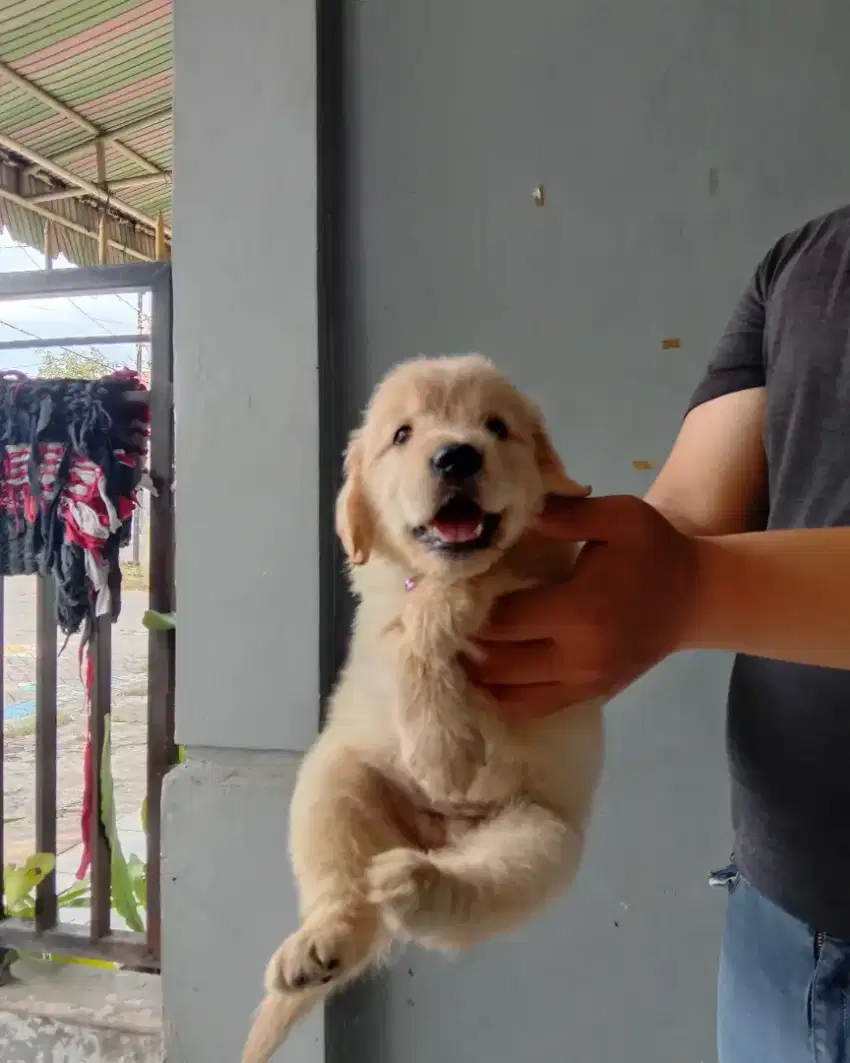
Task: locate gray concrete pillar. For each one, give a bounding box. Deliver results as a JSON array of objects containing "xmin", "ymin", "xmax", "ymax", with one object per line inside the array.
[{"xmin": 165, "ymin": 0, "xmax": 321, "ymax": 1058}]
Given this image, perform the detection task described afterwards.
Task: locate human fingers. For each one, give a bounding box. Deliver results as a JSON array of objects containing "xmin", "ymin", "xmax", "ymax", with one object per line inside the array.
[
  {"xmin": 465, "ymin": 639, "xmax": 562, "ymax": 686},
  {"xmin": 534, "ymin": 494, "xmax": 648, "ymax": 543},
  {"xmin": 476, "ymin": 584, "xmax": 572, "ymax": 642},
  {"xmin": 481, "ymin": 680, "xmax": 600, "ymax": 717}
]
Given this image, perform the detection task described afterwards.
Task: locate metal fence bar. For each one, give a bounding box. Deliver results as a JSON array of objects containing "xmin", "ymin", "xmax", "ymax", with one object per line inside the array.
[
  {"xmin": 0, "ymin": 919, "xmax": 156, "ymax": 967},
  {"xmin": 0, "ymin": 577, "xmax": 5, "ymax": 917},
  {"xmin": 34, "ymin": 576, "xmax": 58, "ymax": 932},
  {"xmin": 144, "ymin": 266, "xmax": 175, "ymax": 961},
  {"xmin": 0, "ymin": 263, "xmax": 166, "ymax": 301},
  {"xmin": 0, "ymin": 333, "xmax": 151, "ymax": 353},
  {"xmin": 89, "ymin": 616, "xmax": 112, "ymax": 940},
  {"xmin": 0, "ymin": 260, "xmax": 174, "ymax": 967}
]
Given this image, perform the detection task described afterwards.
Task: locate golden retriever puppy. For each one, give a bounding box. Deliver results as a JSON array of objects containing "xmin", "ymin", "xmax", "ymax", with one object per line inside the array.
[{"xmin": 241, "ymin": 354, "xmax": 604, "ymax": 1063}]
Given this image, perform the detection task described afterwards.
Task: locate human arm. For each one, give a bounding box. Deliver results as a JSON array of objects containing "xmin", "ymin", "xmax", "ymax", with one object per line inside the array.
[
  {"xmin": 633, "ymin": 254, "xmax": 850, "ymax": 666},
  {"xmin": 468, "ymin": 251, "xmax": 850, "ymax": 714},
  {"xmin": 644, "ymin": 387, "xmax": 768, "ymax": 536},
  {"xmin": 468, "ymin": 500, "xmax": 850, "ymax": 716},
  {"xmin": 683, "ymin": 525, "xmax": 850, "ymax": 668},
  {"xmin": 645, "ymin": 256, "xmax": 770, "ymax": 536}
]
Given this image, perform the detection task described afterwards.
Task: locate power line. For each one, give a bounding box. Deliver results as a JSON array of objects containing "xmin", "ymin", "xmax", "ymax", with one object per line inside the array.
[
  {"xmin": 0, "ymin": 241, "xmax": 146, "ymax": 370},
  {"xmin": 12, "ymin": 241, "xmax": 121, "ymax": 338},
  {"xmin": 1, "ymin": 361, "xmax": 49, "ymax": 372},
  {"xmin": 0, "ymin": 317, "xmax": 79, "ymax": 358},
  {"xmin": 0, "ymin": 318, "xmax": 118, "ymax": 370},
  {"xmin": 2, "ymin": 240, "xmax": 147, "ymax": 323},
  {"xmin": 67, "ymin": 298, "xmax": 118, "ymax": 336},
  {"xmin": 2, "ymin": 302, "xmax": 135, "ymax": 329},
  {"xmin": 10, "ymin": 243, "xmax": 45, "ymax": 271},
  {"xmin": 11, "ymin": 248, "xmax": 145, "ymax": 334},
  {"xmin": 115, "ymin": 293, "xmax": 140, "ymax": 313}
]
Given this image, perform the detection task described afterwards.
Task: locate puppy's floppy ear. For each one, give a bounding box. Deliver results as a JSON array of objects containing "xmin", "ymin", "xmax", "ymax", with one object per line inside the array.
[
  {"xmin": 533, "ymin": 419, "xmax": 591, "ymax": 498},
  {"xmin": 335, "ymin": 433, "xmax": 374, "ymax": 565}
]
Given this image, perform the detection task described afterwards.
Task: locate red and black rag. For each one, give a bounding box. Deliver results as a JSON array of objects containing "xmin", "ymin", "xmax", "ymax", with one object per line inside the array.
[{"xmin": 0, "ymin": 369, "xmax": 149, "ymax": 878}]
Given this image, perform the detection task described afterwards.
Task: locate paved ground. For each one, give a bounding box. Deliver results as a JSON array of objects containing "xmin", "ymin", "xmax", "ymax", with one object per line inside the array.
[{"xmin": 3, "ymin": 576, "xmax": 149, "ymax": 867}]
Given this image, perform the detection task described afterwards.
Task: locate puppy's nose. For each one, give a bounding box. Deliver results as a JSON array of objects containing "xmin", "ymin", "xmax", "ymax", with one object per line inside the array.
[{"xmin": 430, "ymin": 443, "xmax": 483, "ymax": 481}]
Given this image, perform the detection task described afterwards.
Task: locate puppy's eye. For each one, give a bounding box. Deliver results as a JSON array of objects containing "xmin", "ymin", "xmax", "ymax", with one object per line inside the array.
[
  {"xmin": 485, "ymin": 417, "xmax": 509, "ymax": 440},
  {"xmin": 393, "ymin": 424, "xmax": 412, "ymax": 446}
]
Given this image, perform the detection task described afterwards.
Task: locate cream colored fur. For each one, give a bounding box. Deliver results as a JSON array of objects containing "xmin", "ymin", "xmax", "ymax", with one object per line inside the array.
[{"xmin": 241, "ymin": 355, "xmax": 605, "ymax": 1063}]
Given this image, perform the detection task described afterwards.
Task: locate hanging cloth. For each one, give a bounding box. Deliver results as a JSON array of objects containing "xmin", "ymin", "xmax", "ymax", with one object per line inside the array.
[{"xmin": 0, "ymin": 369, "xmax": 150, "ymax": 877}]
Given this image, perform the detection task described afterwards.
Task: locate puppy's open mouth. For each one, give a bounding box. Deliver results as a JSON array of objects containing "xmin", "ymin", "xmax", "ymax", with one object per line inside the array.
[{"xmin": 412, "ymin": 496, "xmax": 502, "ymax": 556}]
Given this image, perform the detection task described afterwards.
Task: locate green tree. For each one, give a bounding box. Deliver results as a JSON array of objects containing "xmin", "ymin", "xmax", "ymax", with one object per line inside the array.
[{"xmin": 39, "ymin": 347, "xmax": 117, "ymax": 380}]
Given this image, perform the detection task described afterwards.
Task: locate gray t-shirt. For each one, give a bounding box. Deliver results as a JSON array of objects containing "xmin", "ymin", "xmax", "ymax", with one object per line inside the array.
[{"xmin": 689, "ymin": 205, "xmax": 850, "ymax": 938}]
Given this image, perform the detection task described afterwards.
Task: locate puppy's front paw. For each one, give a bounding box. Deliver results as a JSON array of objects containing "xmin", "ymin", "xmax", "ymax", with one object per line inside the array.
[
  {"xmin": 265, "ymin": 906, "xmax": 375, "ymax": 994},
  {"xmin": 367, "ymin": 848, "xmax": 471, "ymax": 938}
]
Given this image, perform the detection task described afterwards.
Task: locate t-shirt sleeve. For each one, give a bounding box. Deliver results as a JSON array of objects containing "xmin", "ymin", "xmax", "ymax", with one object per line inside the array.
[{"xmin": 686, "ymin": 266, "xmax": 767, "ymax": 415}]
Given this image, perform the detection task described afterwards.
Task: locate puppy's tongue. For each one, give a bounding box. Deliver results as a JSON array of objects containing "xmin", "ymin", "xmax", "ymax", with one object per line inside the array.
[{"xmin": 430, "ymin": 516, "xmax": 483, "ymax": 543}]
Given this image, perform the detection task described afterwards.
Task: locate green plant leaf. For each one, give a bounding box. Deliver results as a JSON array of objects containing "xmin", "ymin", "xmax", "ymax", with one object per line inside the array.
[
  {"xmin": 100, "ymin": 719, "xmax": 145, "ymax": 933},
  {"xmin": 4, "ymin": 853, "xmax": 56, "ymax": 908},
  {"xmin": 142, "ymin": 610, "xmax": 176, "ymax": 632},
  {"xmin": 57, "ymin": 879, "xmax": 90, "ymax": 901},
  {"xmin": 127, "ymin": 854, "xmax": 148, "ymax": 908},
  {"xmin": 7, "ymin": 896, "xmax": 35, "ymax": 919},
  {"xmin": 57, "ymin": 880, "xmax": 91, "ymax": 909}
]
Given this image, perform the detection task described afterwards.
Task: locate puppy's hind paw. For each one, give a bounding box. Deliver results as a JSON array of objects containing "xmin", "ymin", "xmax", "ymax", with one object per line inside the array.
[{"xmin": 264, "ymin": 906, "xmax": 377, "ymax": 994}]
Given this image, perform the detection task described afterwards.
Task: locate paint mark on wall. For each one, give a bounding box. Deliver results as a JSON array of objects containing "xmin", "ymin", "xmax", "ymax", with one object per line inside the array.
[
  {"xmin": 709, "ymin": 167, "xmax": 719, "ymax": 197},
  {"xmin": 632, "ymin": 460, "xmax": 655, "ymax": 471},
  {"xmin": 661, "ymin": 337, "xmax": 681, "ymax": 350}
]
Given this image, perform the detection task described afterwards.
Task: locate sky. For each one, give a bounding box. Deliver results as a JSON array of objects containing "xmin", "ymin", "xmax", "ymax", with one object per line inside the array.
[{"xmin": 0, "ymin": 227, "xmax": 150, "ymax": 376}]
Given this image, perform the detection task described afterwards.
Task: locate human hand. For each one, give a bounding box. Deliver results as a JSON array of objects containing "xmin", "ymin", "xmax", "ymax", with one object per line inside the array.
[{"xmin": 467, "ymin": 495, "xmax": 700, "ymax": 716}]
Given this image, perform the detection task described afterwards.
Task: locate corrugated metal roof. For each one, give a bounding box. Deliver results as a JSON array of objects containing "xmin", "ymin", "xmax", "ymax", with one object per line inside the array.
[{"xmin": 0, "ymin": 0, "xmax": 172, "ymax": 266}]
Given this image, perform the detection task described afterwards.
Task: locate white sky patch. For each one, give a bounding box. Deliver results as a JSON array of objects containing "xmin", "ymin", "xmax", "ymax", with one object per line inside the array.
[{"xmin": 0, "ymin": 228, "xmax": 151, "ymax": 374}]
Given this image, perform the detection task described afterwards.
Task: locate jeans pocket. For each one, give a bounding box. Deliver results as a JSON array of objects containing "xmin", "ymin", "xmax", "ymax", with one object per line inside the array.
[{"xmin": 709, "ymin": 855, "xmax": 741, "ymax": 895}]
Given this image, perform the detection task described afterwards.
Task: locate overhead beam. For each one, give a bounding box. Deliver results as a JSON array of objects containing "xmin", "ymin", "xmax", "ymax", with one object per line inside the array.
[
  {"xmin": 43, "ymin": 219, "xmax": 55, "ymax": 269},
  {"xmin": 47, "ymin": 108, "xmax": 173, "ymax": 169},
  {"xmin": 0, "ymin": 131, "xmax": 171, "ymax": 236},
  {"xmin": 0, "ymin": 59, "xmax": 165, "ymax": 178},
  {"xmin": 0, "ymin": 186, "xmax": 151, "ymax": 262},
  {"xmin": 155, "ymin": 212, "xmax": 167, "ymax": 260},
  {"xmin": 26, "ymin": 172, "xmax": 172, "ymax": 204},
  {"xmin": 97, "ymin": 213, "xmax": 109, "ymax": 265}
]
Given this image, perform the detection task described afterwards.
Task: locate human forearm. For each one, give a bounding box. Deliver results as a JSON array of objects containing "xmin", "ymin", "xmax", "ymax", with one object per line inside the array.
[
  {"xmin": 643, "ymin": 390, "xmax": 769, "ymax": 537},
  {"xmin": 644, "ymin": 491, "xmax": 719, "ymax": 537},
  {"xmin": 645, "ymin": 481, "xmax": 768, "ymax": 538},
  {"xmin": 680, "ymin": 528, "xmax": 850, "ymax": 670}
]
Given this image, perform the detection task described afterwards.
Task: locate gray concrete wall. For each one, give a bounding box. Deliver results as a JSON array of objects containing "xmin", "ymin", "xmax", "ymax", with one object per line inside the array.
[
  {"xmin": 330, "ymin": 1, "xmax": 850, "ymax": 1062},
  {"xmin": 164, "ymin": 0, "xmax": 322, "ymax": 1059},
  {"xmin": 165, "ymin": 0, "xmax": 850, "ymax": 1061}
]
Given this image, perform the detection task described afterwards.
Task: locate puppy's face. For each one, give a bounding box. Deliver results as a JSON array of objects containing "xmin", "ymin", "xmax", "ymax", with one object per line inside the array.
[{"xmin": 336, "ymin": 355, "xmax": 589, "ymax": 576}]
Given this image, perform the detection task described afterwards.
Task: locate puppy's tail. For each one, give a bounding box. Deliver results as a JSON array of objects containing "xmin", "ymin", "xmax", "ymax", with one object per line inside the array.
[{"xmin": 241, "ymin": 986, "xmax": 326, "ymax": 1063}]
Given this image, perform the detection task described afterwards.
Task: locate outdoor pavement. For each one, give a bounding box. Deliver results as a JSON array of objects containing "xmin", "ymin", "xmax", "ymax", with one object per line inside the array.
[{"xmin": 3, "ymin": 575, "xmax": 150, "ymax": 872}]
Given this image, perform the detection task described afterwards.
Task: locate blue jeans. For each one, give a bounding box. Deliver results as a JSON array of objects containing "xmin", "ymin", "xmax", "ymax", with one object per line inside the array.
[{"xmin": 713, "ymin": 860, "xmax": 850, "ymax": 1062}]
